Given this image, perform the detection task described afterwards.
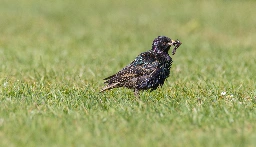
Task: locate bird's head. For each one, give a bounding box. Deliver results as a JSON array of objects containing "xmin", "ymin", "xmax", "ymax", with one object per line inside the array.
[{"xmin": 152, "ymin": 36, "xmax": 182, "ymax": 55}]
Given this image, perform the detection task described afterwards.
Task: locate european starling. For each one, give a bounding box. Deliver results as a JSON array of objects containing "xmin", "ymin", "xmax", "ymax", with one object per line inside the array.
[{"xmin": 100, "ymin": 36, "xmax": 182, "ymax": 96}]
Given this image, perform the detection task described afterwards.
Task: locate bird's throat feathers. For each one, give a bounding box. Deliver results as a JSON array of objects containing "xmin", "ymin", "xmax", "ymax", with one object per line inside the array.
[{"xmin": 152, "ymin": 46, "xmax": 171, "ymax": 54}]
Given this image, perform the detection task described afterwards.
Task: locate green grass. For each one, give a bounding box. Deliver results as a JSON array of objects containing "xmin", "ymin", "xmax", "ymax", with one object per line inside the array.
[{"xmin": 0, "ymin": 0, "xmax": 256, "ymax": 146}]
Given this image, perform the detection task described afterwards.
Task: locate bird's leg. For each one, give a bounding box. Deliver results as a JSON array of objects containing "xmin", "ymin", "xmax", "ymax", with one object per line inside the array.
[{"xmin": 134, "ymin": 89, "xmax": 140, "ymax": 98}]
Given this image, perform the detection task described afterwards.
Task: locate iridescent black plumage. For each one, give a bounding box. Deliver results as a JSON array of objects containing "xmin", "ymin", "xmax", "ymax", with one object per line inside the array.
[{"xmin": 101, "ymin": 36, "xmax": 182, "ymax": 96}]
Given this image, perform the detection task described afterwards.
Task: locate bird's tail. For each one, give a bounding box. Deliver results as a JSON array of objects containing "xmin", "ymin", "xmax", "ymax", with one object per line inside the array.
[{"xmin": 100, "ymin": 82, "xmax": 119, "ymax": 92}]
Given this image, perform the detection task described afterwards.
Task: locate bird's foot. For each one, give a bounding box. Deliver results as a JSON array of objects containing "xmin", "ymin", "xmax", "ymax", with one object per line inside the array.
[{"xmin": 134, "ymin": 89, "xmax": 140, "ymax": 98}]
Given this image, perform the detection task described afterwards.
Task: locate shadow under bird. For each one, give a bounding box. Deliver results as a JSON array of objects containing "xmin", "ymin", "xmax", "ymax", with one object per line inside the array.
[{"xmin": 100, "ymin": 36, "xmax": 182, "ymax": 96}]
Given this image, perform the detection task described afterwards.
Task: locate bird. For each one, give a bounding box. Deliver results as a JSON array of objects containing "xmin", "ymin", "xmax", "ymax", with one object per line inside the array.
[{"xmin": 100, "ymin": 36, "xmax": 182, "ymax": 97}]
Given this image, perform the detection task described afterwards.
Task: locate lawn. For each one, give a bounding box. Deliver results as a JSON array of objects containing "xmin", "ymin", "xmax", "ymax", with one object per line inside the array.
[{"xmin": 0, "ymin": 0, "xmax": 256, "ymax": 146}]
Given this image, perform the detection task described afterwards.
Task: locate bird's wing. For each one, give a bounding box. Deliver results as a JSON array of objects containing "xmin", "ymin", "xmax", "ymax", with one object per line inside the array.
[
  {"xmin": 101, "ymin": 51, "xmax": 163, "ymax": 92},
  {"xmin": 132, "ymin": 52, "xmax": 171, "ymax": 90},
  {"xmin": 103, "ymin": 51, "xmax": 159, "ymax": 84}
]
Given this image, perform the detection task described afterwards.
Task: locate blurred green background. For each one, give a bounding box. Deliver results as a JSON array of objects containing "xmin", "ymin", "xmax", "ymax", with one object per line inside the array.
[{"xmin": 0, "ymin": 0, "xmax": 255, "ymax": 146}]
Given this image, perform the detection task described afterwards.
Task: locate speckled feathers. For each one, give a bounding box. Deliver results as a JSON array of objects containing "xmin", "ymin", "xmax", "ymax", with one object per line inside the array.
[{"xmin": 101, "ymin": 36, "xmax": 182, "ymax": 96}]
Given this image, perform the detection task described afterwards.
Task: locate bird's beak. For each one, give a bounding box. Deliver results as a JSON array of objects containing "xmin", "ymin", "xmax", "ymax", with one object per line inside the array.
[{"xmin": 168, "ymin": 40, "xmax": 176, "ymax": 46}]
